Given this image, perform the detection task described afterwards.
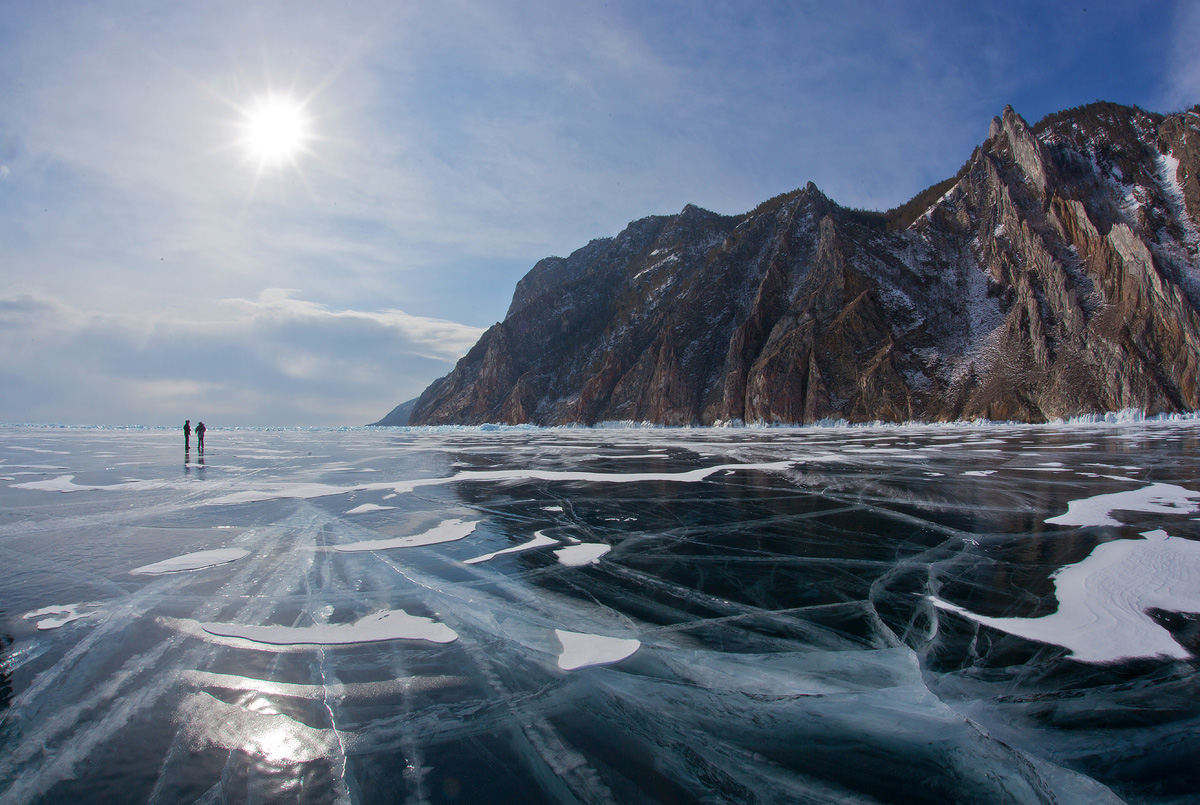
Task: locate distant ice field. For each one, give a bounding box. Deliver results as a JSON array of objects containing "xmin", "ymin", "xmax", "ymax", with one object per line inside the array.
[{"xmin": 1, "ymin": 421, "xmax": 1199, "ymax": 803}]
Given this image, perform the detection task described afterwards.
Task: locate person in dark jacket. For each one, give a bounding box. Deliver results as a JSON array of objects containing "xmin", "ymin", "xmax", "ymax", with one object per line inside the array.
[
  {"xmin": 184, "ymin": 420, "xmax": 191, "ymax": 451},
  {"xmin": 196, "ymin": 422, "xmax": 206, "ymax": 452}
]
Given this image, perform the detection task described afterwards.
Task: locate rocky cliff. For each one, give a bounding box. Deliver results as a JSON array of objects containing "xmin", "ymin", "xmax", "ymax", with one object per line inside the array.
[{"xmin": 394, "ymin": 101, "xmax": 1200, "ymax": 426}]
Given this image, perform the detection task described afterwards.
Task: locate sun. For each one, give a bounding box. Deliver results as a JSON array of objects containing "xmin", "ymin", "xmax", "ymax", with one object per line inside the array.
[{"xmin": 240, "ymin": 95, "xmax": 311, "ymax": 166}]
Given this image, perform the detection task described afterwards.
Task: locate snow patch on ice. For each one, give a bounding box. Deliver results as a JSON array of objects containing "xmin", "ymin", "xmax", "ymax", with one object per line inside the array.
[
  {"xmin": 130, "ymin": 548, "xmax": 250, "ymax": 575},
  {"xmin": 1046, "ymin": 482, "xmax": 1200, "ymax": 527},
  {"xmin": 207, "ymin": 461, "xmax": 796, "ymax": 505},
  {"xmin": 345, "ymin": 503, "xmax": 395, "ymax": 514},
  {"xmin": 9, "ymin": 474, "xmax": 170, "ymax": 493},
  {"xmin": 332, "ymin": 519, "xmax": 478, "ymax": 552},
  {"xmin": 931, "ymin": 529, "xmax": 1200, "ymax": 663},
  {"xmin": 181, "ymin": 670, "xmax": 467, "ymax": 699},
  {"xmin": 465, "ymin": 531, "xmax": 558, "ymax": 564},
  {"xmin": 555, "ymin": 629, "xmax": 640, "ymax": 670},
  {"xmin": 555, "ymin": 543, "xmax": 611, "ymax": 566},
  {"xmin": 22, "ymin": 603, "xmax": 103, "ymax": 630},
  {"xmin": 209, "ymin": 481, "xmax": 378, "ymax": 505},
  {"xmin": 193, "ymin": 608, "xmax": 458, "ymax": 647}
]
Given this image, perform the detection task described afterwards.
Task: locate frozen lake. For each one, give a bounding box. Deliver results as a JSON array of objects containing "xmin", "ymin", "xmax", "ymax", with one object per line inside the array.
[{"xmin": 1, "ymin": 421, "xmax": 1199, "ymax": 804}]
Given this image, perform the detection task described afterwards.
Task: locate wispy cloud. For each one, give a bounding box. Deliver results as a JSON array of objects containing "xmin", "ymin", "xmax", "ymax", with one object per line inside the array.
[
  {"xmin": 1160, "ymin": 3, "xmax": 1200, "ymax": 111},
  {"xmin": 222, "ymin": 289, "xmax": 484, "ymax": 362}
]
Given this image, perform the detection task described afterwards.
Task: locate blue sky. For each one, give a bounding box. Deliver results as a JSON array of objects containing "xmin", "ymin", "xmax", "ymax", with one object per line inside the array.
[{"xmin": 1, "ymin": 0, "xmax": 1196, "ymax": 426}]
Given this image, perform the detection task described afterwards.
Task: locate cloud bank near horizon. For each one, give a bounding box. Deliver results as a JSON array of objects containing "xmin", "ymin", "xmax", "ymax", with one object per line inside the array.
[{"xmin": 0, "ymin": 290, "xmax": 482, "ymax": 426}]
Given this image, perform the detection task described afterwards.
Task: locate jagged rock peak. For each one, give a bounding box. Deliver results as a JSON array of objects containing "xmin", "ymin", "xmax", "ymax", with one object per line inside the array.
[{"xmin": 397, "ymin": 101, "xmax": 1200, "ymax": 427}]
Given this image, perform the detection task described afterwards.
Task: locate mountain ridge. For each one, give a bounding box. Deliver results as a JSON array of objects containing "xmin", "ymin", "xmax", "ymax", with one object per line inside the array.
[{"xmin": 381, "ymin": 101, "xmax": 1200, "ymax": 427}]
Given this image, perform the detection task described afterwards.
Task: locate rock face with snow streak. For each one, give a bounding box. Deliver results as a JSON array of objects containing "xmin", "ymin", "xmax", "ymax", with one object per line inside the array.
[{"xmin": 402, "ymin": 102, "xmax": 1200, "ymax": 426}]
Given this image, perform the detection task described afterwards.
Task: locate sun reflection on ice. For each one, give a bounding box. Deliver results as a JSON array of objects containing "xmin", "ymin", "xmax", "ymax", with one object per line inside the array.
[
  {"xmin": 241, "ymin": 696, "xmax": 304, "ymax": 763},
  {"xmin": 249, "ymin": 722, "xmax": 308, "ymax": 764}
]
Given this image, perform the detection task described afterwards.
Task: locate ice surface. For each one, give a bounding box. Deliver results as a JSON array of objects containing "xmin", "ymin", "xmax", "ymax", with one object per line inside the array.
[
  {"xmin": 129, "ymin": 548, "xmax": 250, "ymax": 575},
  {"xmin": 2, "ymin": 422, "xmax": 1199, "ymax": 803}
]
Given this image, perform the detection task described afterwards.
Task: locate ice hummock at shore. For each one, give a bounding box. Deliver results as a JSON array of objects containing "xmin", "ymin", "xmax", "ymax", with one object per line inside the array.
[{"xmin": 1, "ymin": 420, "xmax": 1199, "ymax": 803}]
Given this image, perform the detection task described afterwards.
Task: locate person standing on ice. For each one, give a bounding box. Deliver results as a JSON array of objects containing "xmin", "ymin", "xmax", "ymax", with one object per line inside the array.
[
  {"xmin": 196, "ymin": 421, "xmax": 206, "ymax": 453},
  {"xmin": 184, "ymin": 420, "xmax": 191, "ymax": 451}
]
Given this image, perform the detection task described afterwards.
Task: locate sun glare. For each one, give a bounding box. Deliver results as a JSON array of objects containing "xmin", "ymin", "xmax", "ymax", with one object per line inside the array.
[{"xmin": 241, "ymin": 95, "xmax": 310, "ymax": 166}]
